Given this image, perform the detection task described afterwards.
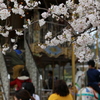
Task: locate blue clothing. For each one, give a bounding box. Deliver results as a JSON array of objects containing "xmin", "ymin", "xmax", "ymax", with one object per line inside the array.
[
  {"xmin": 87, "ymin": 69, "xmax": 100, "ymax": 94},
  {"xmin": 14, "ymin": 49, "xmax": 22, "ymax": 55},
  {"xmin": 87, "ymin": 69, "xmax": 100, "ymax": 83}
]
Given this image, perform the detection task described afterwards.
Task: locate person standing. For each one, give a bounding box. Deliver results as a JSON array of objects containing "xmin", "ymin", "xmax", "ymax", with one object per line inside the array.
[
  {"xmin": 48, "ymin": 80, "xmax": 73, "ymax": 100},
  {"xmin": 47, "ymin": 71, "xmax": 53, "ymax": 89},
  {"xmin": 87, "ymin": 60, "xmax": 100, "ymax": 94}
]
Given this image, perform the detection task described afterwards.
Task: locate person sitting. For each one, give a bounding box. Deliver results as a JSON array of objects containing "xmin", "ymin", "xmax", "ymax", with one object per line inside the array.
[
  {"xmin": 10, "ymin": 70, "xmax": 31, "ymax": 90},
  {"xmin": 48, "ymin": 80, "xmax": 73, "ymax": 100},
  {"xmin": 87, "ymin": 60, "xmax": 100, "ymax": 94},
  {"xmin": 22, "ymin": 82, "xmax": 40, "ymax": 100},
  {"xmin": 13, "ymin": 89, "xmax": 35, "ymax": 100},
  {"xmin": 6, "ymin": 44, "xmax": 25, "ymax": 79}
]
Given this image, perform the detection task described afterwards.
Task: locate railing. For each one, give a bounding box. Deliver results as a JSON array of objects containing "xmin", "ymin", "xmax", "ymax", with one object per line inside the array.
[{"xmin": 0, "ymin": 46, "xmax": 10, "ymax": 100}]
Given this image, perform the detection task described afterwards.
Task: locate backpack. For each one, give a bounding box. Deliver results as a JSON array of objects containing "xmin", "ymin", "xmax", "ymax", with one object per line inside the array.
[{"xmin": 22, "ymin": 82, "xmax": 35, "ymax": 96}]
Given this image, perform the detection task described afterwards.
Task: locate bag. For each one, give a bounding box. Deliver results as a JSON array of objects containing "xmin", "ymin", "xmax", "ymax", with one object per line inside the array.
[
  {"xmin": 22, "ymin": 82, "xmax": 35, "ymax": 96},
  {"xmin": 14, "ymin": 50, "xmax": 25, "ymax": 63}
]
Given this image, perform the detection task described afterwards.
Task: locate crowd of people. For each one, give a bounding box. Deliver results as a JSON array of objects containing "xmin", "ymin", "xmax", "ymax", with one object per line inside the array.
[
  {"xmin": 10, "ymin": 69, "xmax": 73, "ymax": 100},
  {"xmin": 8, "ymin": 44, "xmax": 100, "ymax": 100},
  {"xmin": 10, "ymin": 69, "xmax": 40, "ymax": 100},
  {"xmin": 11, "ymin": 59, "xmax": 100, "ymax": 100},
  {"xmin": 12, "ymin": 79, "xmax": 73, "ymax": 100}
]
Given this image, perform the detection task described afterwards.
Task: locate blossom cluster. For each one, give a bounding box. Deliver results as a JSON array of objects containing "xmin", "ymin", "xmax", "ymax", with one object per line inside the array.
[
  {"xmin": 38, "ymin": 0, "xmax": 100, "ymax": 62},
  {"xmin": 0, "ymin": 0, "xmax": 41, "ymax": 35},
  {"xmin": 74, "ymin": 32, "xmax": 95, "ymax": 62},
  {"xmin": 74, "ymin": 45, "xmax": 94, "ymax": 63},
  {"xmin": 0, "ymin": 0, "xmax": 41, "ymax": 53},
  {"xmin": 76, "ymin": 32, "xmax": 94, "ymax": 46},
  {"xmin": 40, "ymin": 0, "xmax": 100, "ymax": 31},
  {"xmin": 24, "ymin": 0, "xmax": 41, "ymax": 10},
  {"xmin": 71, "ymin": 0, "xmax": 100, "ymax": 32},
  {"xmin": 0, "ymin": 0, "xmax": 41, "ymax": 19},
  {"xmin": 0, "ymin": 0, "xmax": 100, "ymax": 62},
  {"xmin": 39, "ymin": 28, "xmax": 72, "ymax": 49},
  {"xmin": 0, "ymin": 25, "xmax": 12, "ymax": 37}
]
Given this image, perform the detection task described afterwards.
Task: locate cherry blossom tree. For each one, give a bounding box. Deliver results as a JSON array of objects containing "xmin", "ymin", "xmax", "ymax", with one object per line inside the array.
[{"xmin": 0, "ymin": 0, "xmax": 100, "ymax": 62}]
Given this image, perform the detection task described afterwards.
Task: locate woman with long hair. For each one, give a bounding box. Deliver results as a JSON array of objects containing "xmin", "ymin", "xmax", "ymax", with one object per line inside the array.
[
  {"xmin": 48, "ymin": 80, "xmax": 73, "ymax": 100},
  {"xmin": 13, "ymin": 89, "xmax": 35, "ymax": 100}
]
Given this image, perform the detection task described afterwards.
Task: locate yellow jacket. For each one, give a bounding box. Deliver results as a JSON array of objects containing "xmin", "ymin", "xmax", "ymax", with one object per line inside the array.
[{"xmin": 48, "ymin": 93, "xmax": 73, "ymax": 100}]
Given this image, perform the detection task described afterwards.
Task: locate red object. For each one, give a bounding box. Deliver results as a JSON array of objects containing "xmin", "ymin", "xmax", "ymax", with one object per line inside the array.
[{"xmin": 10, "ymin": 78, "xmax": 31, "ymax": 90}]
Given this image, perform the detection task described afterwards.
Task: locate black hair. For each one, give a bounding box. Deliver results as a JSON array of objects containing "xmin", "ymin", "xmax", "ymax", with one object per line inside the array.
[
  {"xmin": 53, "ymin": 80, "xmax": 69, "ymax": 96},
  {"xmin": 87, "ymin": 60, "xmax": 95, "ymax": 67},
  {"xmin": 22, "ymin": 82, "xmax": 35, "ymax": 96},
  {"xmin": 48, "ymin": 71, "xmax": 53, "ymax": 75},
  {"xmin": 14, "ymin": 89, "xmax": 35, "ymax": 100},
  {"xmin": 20, "ymin": 70, "xmax": 29, "ymax": 77}
]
